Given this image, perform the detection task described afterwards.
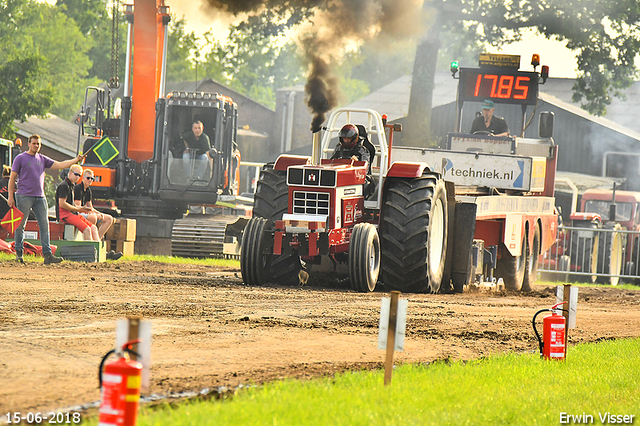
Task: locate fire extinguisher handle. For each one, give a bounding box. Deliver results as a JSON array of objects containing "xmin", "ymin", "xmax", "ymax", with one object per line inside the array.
[
  {"xmin": 98, "ymin": 349, "xmax": 117, "ymax": 388},
  {"xmin": 532, "ymin": 308, "xmax": 551, "ymax": 357},
  {"xmin": 98, "ymin": 347, "xmax": 142, "ymax": 388}
]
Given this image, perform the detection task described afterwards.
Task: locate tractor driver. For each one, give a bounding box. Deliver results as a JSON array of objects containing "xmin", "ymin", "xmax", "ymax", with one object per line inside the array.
[
  {"xmin": 470, "ymin": 99, "xmax": 510, "ymax": 137},
  {"xmin": 331, "ymin": 124, "xmax": 375, "ymax": 198}
]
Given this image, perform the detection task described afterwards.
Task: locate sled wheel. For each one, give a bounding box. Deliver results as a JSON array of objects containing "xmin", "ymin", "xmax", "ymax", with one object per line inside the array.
[
  {"xmin": 596, "ymin": 223, "xmax": 624, "ymax": 286},
  {"xmin": 523, "ymin": 225, "xmax": 541, "ymax": 292},
  {"xmin": 380, "ymin": 172, "xmax": 447, "ymax": 293},
  {"xmin": 496, "ymin": 234, "xmax": 526, "ymax": 291},
  {"xmin": 569, "ymin": 222, "xmax": 599, "ymax": 283},
  {"xmin": 349, "ymin": 223, "xmax": 381, "ymax": 292}
]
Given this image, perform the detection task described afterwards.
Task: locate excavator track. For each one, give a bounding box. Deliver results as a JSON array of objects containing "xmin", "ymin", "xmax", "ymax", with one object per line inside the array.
[{"xmin": 171, "ymin": 214, "xmax": 248, "ymax": 259}]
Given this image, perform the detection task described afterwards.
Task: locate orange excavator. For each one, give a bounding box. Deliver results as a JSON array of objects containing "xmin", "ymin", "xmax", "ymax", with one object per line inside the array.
[{"xmin": 76, "ymin": 0, "xmax": 246, "ymax": 257}]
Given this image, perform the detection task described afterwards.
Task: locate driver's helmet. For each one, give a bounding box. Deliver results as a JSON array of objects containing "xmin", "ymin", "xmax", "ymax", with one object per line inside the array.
[{"xmin": 339, "ymin": 124, "xmax": 359, "ymax": 149}]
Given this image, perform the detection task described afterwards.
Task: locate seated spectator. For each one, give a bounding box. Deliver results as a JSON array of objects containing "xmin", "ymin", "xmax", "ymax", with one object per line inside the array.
[
  {"xmin": 74, "ymin": 169, "xmax": 114, "ymax": 239},
  {"xmin": 55, "ymin": 164, "xmax": 100, "ymax": 241},
  {"xmin": 74, "ymin": 169, "xmax": 122, "ymax": 260}
]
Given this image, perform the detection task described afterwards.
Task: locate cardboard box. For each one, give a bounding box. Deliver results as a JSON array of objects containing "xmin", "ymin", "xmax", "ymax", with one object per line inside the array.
[
  {"xmin": 117, "ymin": 240, "xmax": 135, "ymax": 256},
  {"xmin": 107, "ymin": 240, "xmax": 135, "ymax": 256},
  {"xmin": 106, "ymin": 218, "xmax": 137, "ymax": 241}
]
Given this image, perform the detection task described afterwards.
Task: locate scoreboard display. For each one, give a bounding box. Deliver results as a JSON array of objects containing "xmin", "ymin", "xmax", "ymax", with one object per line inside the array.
[{"xmin": 458, "ymin": 67, "xmax": 539, "ymax": 106}]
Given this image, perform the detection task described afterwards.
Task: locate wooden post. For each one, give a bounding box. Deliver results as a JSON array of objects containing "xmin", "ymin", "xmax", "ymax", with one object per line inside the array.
[
  {"xmin": 562, "ymin": 285, "xmax": 570, "ymax": 358},
  {"xmin": 128, "ymin": 315, "xmax": 142, "ymax": 360},
  {"xmin": 384, "ymin": 291, "xmax": 400, "ymax": 386}
]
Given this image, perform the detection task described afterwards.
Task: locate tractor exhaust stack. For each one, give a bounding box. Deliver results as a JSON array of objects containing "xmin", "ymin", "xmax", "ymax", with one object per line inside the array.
[{"xmin": 311, "ymin": 129, "xmax": 322, "ymax": 165}]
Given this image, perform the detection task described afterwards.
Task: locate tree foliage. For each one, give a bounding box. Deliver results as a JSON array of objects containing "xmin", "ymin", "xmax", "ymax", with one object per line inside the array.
[
  {"xmin": 166, "ymin": 17, "xmax": 198, "ymax": 83},
  {"xmin": 0, "ymin": 55, "xmax": 54, "ymax": 136},
  {"xmin": 201, "ymin": 10, "xmax": 307, "ymax": 108}
]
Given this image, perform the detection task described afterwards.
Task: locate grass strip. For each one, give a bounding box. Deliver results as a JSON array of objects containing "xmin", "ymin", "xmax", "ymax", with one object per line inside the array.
[
  {"xmin": 93, "ymin": 338, "xmax": 639, "ymax": 426},
  {"xmin": 536, "ymin": 279, "xmax": 640, "ymax": 291},
  {"xmin": 0, "ymin": 252, "xmax": 239, "ymax": 268}
]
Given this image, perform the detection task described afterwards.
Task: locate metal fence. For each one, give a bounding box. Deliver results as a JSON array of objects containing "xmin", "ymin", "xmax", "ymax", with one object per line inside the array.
[{"xmin": 538, "ymin": 225, "xmax": 640, "ymax": 285}]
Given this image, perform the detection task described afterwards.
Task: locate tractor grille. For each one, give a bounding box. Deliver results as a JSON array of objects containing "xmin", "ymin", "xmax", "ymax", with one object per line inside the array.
[{"xmin": 293, "ymin": 191, "xmax": 330, "ymax": 215}]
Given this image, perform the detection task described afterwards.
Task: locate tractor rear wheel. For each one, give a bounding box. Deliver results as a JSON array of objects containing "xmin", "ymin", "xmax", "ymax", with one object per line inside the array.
[
  {"xmin": 253, "ymin": 164, "xmax": 289, "ymax": 221},
  {"xmin": 495, "ymin": 234, "xmax": 526, "ymax": 291},
  {"xmin": 522, "ymin": 225, "xmax": 540, "ymax": 292},
  {"xmin": 250, "ymin": 164, "xmax": 301, "ymax": 285},
  {"xmin": 349, "ymin": 223, "xmax": 381, "ymax": 292},
  {"xmin": 380, "ymin": 172, "xmax": 447, "ymax": 293}
]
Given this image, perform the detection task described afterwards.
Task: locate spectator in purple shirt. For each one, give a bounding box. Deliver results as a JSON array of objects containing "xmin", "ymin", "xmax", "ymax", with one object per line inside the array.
[{"xmin": 8, "ymin": 134, "xmax": 86, "ymax": 264}]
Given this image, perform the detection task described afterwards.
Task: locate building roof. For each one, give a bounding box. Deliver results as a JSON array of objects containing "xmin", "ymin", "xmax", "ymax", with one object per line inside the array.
[
  {"xmin": 348, "ymin": 74, "xmax": 458, "ymax": 122},
  {"xmin": 347, "ymin": 72, "xmax": 640, "ymax": 140},
  {"xmin": 13, "ymin": 114, "xmax": 78, "ymax": 157}
]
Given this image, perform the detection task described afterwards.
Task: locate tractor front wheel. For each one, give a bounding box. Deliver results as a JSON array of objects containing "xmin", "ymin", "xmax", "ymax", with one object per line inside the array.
[
  {"xmin": 349, "ymin": 223, "xmax": 381, "ymax": 292},
  {"xmin": 240, "ymin": 217, "xmax": 271, "ymax": 286}
]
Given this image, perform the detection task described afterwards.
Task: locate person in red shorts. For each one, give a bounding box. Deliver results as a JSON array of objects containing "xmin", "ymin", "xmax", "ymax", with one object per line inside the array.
[{"xmin": 55, "ymin": 164, "xmax": 100, "ymax": 241}]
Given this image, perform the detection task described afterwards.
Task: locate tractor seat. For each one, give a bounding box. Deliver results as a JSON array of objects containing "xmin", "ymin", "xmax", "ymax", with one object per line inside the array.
[{"xmin": 355, "ymin": 125, "xmax": 375, "ymax": 174}]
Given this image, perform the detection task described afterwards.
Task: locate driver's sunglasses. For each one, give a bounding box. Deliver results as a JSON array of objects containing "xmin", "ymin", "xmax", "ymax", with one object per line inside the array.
[
  {"xmin": 85, "ymin": 176, "xmax": 95, "ymax": 181},
  {"xmin": 73, "ymin": 172, "xmax": 82, "ymax": 177}
]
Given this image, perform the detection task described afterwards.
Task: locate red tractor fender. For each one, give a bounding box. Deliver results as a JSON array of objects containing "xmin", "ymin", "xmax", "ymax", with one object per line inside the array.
[
  {"xmin": 569, "ymin": 211, "xmax": 601, "ymax": 222},
  {"xmin": 386, "ymin": 162, "xmax": 433, "ymax": 178},
  {"xmin": 274, "ymin": 155, "xmax": 312, "ymax": 171}
]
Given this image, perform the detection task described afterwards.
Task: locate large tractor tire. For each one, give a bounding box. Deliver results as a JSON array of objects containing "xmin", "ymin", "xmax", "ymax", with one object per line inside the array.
[
  {"xmin": 240, "ymin": 217, "xmax": 271, "ymax": 286},
  {"xmin": 249, "ymin": 164, "xmax": 301, "ymax": 285},
  {"xmin": 253, "ymin": 164, "xmax": 289, "ymax": 221},
  {"xmin": 380, "ymin": 172, "xmax": 447, "ymax": 293},
  {"xmin": 349, "ymin": 223, "xmax": 381, "ymax": 292},
  {"xmin": 522, "ymin": 225, "xmax": 541, "ymax": 292},
  {"xmin": 569, "ymin": 222, "xmax": 599, "ymax": 283},
  {"xmin": 596, "ymin": 223, "xmax": 624, "ymax": 286},
  {"xmin": 495, "ymin": 234, "xmax": 526, "ymax": 291}
]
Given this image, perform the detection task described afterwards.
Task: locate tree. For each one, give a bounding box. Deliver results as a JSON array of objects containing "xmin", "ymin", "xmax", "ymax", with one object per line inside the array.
[
  {"xmin": 55, "ymin": 0, "xmax": 129, "ymax": 94},
  {"xmin": 0, "ymin": 55, "xmax": 53, "ymax": 136},
  {"xmin": 202, "ymin": 10, "xmax": 308, "ymax": 108},
  {"xmin": 8, "ymin": 1, "xmax": 97, "ymax": 120},
  {"xmin": 406, "ymin": 0, "xmax": 640, "ymax": 146},
  {"xmin": 166, "ymin": 17, "xmax": 198, "ymax": 83}
]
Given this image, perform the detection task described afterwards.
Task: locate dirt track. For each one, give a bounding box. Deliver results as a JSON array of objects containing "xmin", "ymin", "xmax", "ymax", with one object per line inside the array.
[{"xmin": 2, "ymin": 260, "xmax": 640, "ymax": 416}]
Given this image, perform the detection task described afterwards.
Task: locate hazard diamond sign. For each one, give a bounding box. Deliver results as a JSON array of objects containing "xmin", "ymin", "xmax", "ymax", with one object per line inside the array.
[{"xmin": 1, "ymin": 206, "xmax": 24, "ymax": 233}]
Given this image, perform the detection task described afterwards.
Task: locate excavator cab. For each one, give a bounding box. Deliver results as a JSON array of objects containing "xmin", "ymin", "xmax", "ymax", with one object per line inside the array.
[{"xmin": 157, "ymin": 91, "xmax": 240, "ymax": 206}]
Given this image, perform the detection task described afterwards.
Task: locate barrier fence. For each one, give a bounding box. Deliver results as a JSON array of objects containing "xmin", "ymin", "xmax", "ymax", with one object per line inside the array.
[{"xmin": 538, "ymin": 225, "xmax": 640, "ymax": 285}]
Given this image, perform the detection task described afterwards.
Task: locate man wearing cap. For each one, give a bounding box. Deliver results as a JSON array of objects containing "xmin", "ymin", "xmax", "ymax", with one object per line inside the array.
[{"xmin": 470, "ymin": 99, "xmax": 510, "ymax": 137}]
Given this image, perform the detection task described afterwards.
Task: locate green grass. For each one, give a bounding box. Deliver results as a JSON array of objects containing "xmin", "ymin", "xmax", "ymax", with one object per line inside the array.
[
  {"xmin": 125, "ymin": 254, "xmax": 239, "ymax": 268},
  {"xmin": 0, "ymin": 252, "xmax": 239, "ymax": 267},
  {"xmin": 86, "ymin": 338, "xmax": 640, "ymax": 426},
  {"xmin": 536, "ymin": 279, "xmax": 640, "ymax": 291}
]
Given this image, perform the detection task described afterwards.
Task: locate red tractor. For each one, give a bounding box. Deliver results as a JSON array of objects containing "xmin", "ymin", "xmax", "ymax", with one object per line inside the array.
[{"xmin": 241, "ymin": 108, "xmax": 448, "ymax": 292}]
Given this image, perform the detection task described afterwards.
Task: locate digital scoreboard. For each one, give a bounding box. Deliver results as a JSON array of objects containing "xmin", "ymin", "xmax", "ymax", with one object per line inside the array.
[{"xmin": 458, "ymin": 67, "xmax": 539, "ymax": 106}]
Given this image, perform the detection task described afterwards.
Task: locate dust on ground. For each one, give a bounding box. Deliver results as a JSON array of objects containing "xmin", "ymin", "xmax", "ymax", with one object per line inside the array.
[{"xmin": 1, "ymin": 260, "xmax": 639, "ymax": 415}]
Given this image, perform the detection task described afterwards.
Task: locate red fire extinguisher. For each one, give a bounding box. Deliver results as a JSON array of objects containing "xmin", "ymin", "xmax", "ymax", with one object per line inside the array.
[
  {"xmin": 532, "ymin": 302, "xmax": 568, "ymax": 360},
  {"xmin": 98, "ymin": 339, "xmax": 143, "ymax": 426}
]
